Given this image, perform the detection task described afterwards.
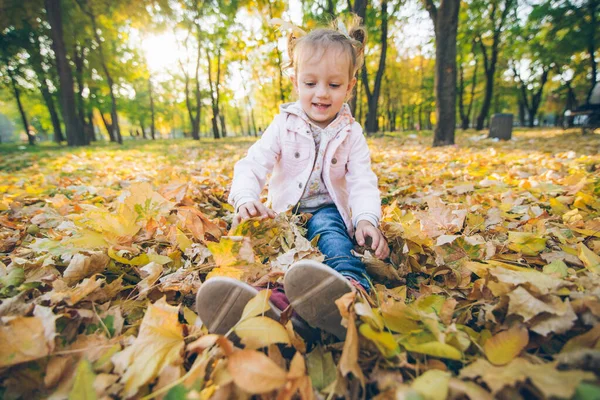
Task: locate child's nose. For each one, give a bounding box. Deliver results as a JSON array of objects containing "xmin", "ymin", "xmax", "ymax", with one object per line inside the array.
[{"xmin": 316, "ymin": 84, "xmax": 329, "ymax": 97}]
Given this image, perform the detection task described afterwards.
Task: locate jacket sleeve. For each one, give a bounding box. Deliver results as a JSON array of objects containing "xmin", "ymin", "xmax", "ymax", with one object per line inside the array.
[
  {"xmin": 228, "ymin": 116, "xmax": 283, "ymax": 212},
  {"xmin": 345, "ymin": 123, "xmax": 382, "ymax": 228}
]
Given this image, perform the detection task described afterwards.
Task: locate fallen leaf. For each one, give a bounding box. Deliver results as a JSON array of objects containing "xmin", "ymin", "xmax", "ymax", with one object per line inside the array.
[
  {"xmin": 234, "ymin": 316, "xmax": 290, "ymax": 349},
  {"xmin": 111, "ymin": 297, "xmax": 184, "ymax": 398},
  {"xmin": 483, "ymin": 325, "xmax": 528, "ymax": 365},
  {"xmin": 227, "ymin": 349, "xmax": 287, "ymax": 394},
  {"xmin": 412, "ymin": 370, "xmax": 450, "ymax": 400}
]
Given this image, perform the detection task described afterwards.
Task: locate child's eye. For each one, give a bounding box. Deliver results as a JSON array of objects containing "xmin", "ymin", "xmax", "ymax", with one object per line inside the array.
[
  {"xmin": 304, "ymin": 82, "xmax": 316, "ymax": 87},
  {"xmin": 330, "ymin": 84, "xmax": 341, "ymax": 88}
]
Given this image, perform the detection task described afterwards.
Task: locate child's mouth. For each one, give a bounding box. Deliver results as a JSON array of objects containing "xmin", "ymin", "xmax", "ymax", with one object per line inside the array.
[{"xmin": 312, "ymin": 103, "xmax": 330, "ymax": 111}]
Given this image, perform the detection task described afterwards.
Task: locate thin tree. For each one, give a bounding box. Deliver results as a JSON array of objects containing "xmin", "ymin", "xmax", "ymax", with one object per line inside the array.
[
  {"xmin": 474, "ymin": 0, "xmax": 514, "ymax": 130},
  {"xmin": 76, "ymin": 0, "xmax": 122, "ymax": 144},
  {"xmin": 424, "ymin": 0, "xmax": 460, "ymax": 146},
  {"xmin": 362, "ymin": 0, "xmax": 389, "ymax": 134},
  {"xmin": 44, "ymin": 0, "xmax": 85, "ymax": 146}
]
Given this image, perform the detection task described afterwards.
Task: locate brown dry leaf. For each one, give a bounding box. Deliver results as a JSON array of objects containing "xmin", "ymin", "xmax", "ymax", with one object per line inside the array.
[
  {"xmin": 338, "ymin": 312, "xmax": 366, "ymax": 387},
  {"xmin": 48, "ymin": 275, "xmax": 104, "ymax": 305},
  {"xmin": 111, "ymin": 297, "xmax": 184, "ymax": 398},
  {"xmin": 136, "ymin": 261, "xmax": 163, "ymax": 298},
  {"xmin": 483, "ymin": 325, "xmax": 528, "ymax": 365},
  {"xmin": 0, "ymin": 315, "xmax": 53, "ymax": 368},
  {"xmin": 561, "ymin": 324, "xmax": 600, "ymax": 353},
  {"xmin": 62, "ymin": 251, "xmax": 109, "ymax": 285},
  {"xmin": 460, "ymin": 358, "xmax": 595, "ymax": 398},
  {"xmin": 227, "ymin": 349, "xmax": 288, "ymax": 394},
  {"xmin": 506, "ymin": 286, "xmax": 558, "ymax": 322}
]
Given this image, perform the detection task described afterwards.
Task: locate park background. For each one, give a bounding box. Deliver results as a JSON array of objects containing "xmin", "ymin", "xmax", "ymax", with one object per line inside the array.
[{"xmin": 0, "ymin": 0, "xmax": 597, "ymax": 145}]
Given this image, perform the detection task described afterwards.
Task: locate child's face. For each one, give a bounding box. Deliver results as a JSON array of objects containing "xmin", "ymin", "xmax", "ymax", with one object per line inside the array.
[{"xmin": 292, "ymin": 48, "xmax": 356, "ymax": 129}]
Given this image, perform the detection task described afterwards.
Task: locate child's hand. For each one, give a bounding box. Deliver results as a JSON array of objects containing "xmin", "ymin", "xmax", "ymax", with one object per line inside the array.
[
  {"xmin": 355, "ymin": 220, "xmax": 390, "ymax": 260},
  {"xmin": 232, "ymin": 200, "xmax": 276, "ymax": 229}
]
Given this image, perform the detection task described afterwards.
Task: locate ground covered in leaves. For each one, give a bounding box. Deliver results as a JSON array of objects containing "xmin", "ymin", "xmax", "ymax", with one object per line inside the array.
[{"xmin": 1, "ymin": 129, "xmax": 600, "ymax": 399}]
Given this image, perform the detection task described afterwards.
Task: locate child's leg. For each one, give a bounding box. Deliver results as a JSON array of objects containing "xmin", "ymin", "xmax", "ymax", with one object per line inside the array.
[{"xmin": 306, "ymin": 204, "xmax": 371, "ymax": 290}]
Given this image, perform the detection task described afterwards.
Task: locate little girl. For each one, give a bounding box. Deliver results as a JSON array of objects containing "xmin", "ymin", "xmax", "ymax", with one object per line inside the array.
[{"xmin": 196, "ymin": 18, "xmax": 389, "ymax": 340}]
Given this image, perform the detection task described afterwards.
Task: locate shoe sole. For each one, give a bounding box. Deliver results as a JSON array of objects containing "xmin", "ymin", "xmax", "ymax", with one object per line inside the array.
[
  {"xmin": 195, "ymin": 277, "xmax": 279, "ymax": 335},
  {"xmin": 284, "ymin": 260, "xmax": 353, "ymax": 340}
]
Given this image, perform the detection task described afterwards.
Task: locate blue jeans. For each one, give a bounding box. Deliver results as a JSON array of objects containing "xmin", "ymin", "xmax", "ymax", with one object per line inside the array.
[{"xmin": 306, "ymin": 204, "xmax": 371, "ymax": 291}]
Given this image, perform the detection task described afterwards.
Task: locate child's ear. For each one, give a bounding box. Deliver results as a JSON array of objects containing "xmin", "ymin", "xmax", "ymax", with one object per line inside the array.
[
  {"xmin": 346, "ymin": 77, "xmax": 357, "ymax": 97},
  {"xmin": 291, "ymin": 75, "xmax": 298, "ymax": 92}
]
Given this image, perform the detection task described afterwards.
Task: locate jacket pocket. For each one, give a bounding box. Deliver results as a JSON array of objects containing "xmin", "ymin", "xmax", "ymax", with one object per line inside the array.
[{"xmin": 281, "ymin": 141, "xmax": 311, "ymax": 174}]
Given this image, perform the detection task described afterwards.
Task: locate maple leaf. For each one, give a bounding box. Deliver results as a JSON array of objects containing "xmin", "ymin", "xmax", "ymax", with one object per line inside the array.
[{"xmin": 111, "ymin": 297, "xmax": 184, "ymax": 398}]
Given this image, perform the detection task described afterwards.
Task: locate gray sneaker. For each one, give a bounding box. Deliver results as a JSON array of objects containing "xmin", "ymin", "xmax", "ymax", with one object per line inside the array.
[
  {"xmin": 284, "ymin": 260, "xmax": 354, "ymax": 340},
  {"xmin": 195, "ymin": 277, "xmax": 279, "ymax": 335}
]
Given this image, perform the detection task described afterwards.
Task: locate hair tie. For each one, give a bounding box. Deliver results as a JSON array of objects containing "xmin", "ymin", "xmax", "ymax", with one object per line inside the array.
[
  {"xmin": 268, "ymin": 17, "xmax": 306, "ymax": 37},
  {"xmin": 336, "ymin": 20, "xmax": 351, "ymax": 39}
]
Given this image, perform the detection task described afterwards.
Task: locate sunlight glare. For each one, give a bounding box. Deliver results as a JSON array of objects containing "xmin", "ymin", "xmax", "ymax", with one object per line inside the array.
[{"xmin": 142, "ymin": 32, "xmax": 181, "ymax": 75}]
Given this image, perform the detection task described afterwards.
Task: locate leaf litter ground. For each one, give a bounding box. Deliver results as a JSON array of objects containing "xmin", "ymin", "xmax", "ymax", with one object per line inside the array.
[{"xmin": 0, "ymin": 129, "xmax": 600, "ymax": 399}]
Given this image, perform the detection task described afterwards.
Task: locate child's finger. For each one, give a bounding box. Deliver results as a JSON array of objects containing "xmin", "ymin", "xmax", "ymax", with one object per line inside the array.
[
  {"xmin": 369, "ymin": 229, "xmax": 380, "ymax": 251},
  {"xmin": 355, "ymin": 228, "xmax": 365, "ymax": 246},
  {"xmin": 246, "ymin": 203, "xmax": 258, "ymax": 217},
  {"xmin": 256, "ymin": 203, "xmax": 272, "ymax": 217},
  {"xmin": 376, "ymin": 237, "xmax": 388, "ymax": 259}
]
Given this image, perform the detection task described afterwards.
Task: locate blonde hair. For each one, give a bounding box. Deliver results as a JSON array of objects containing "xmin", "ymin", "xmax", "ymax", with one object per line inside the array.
[{"xmin": 286, "ymin": 15, "xmax": 367, "ymax": 79}]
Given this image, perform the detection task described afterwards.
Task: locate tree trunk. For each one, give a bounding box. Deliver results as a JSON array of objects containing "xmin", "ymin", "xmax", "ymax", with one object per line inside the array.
[
  {"xmin": 41, "ymin": 83, "xmax": 64, "ymax": 143},
  {"xmin": 45, "ymin": 0, "xmax": 85, "ymax": 146},
  {"xmin": 516, "ymin": 67, "xmax": 549, "ymax": 128},
  {"xmin": 219, "ymin": 108, "xmax": 227, "ymax": 138},
  {"xmin": 73, "ymin": 43, "xmax": 89, "ymax": 144},
  {"xmin": 148, "ymin": 78, "xmax": 156, "ymax": 140},
  {"xmin": 140, "ymin": 119, "xmax": 147, "ymax": 139},
  {"xmin": 587, "ymin": 0, "xmax": 598, "ymax": 102},
  {"xmin": 87, "ymin": 111, "xmax": 96, "ymax": 141},
  {"xmin": 475, "ymin": 0, "xmax": 513, "ymax": 130},
  {"xmin": 100, "ymin": 111, "xmax": 115, "ymax": 142},
  {"xmin": 363, "ymin": 0, "xmax": 388, "ymax": 135},
  {"xmin": 518, "ymin": 99, "xmax": 525, "ymax": 126},
  {"xmin": 424, "ymin": 0, "xmax": 460, "ymax": 146},
  {"xmin": 78, "ymin": 0, "xmax": 121, "ymax": 144},
  {"xmin": 207, "ymin": 48, "xmax": 221, "ymax": 139},
  {"xmin": 9, "ymin": 75, "xmax": 35, "ymax": 145},
  {"xmin": 27, "ymin": 29, "xmax": 64, "ymax": 143}
]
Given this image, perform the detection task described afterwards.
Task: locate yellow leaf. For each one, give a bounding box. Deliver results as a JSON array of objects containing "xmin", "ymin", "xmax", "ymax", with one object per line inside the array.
[
  {"xmin": 176, "ymin": 228, "xmax": 193, "ymax": 251},
  {"xmin": 206, "ymin": 236, "xmax": 256, "ymax": 268},
  {"xmin": 111, "ymin": 298, "xmax": 184, "ymax": 398},
  {"xmin": 359, "ymin": 324, "xmax": 400, "ymax": 358},
  {"xmin": 234, "ymin": 316, "xmax": 290, "ymax": 349},
  {"xmin": 68, "ymin": 359, "xmax": 97, "ymax": 400},
  {"xmin": 403, "ymin": 341, "xmax": 463, "ymax": 360},
  {"xmin": 108, "ymin": 247, "xmax": 149, "ymax": 266},
  {"xmin": 227, "ymin": 349, "xmax": 287, "ymax": 394},
  {"xmin": 577, "ymin": 243, "xmax": 600, "ymax": 273},
  {"xmin": 205, "ymin": 266, "xmax": 245, "ymax": 281},
  {"xmin": 507, "ymin": 232, "xmax": 547, "ymax": 256},
  {"xmin": 63, "ymin": 229, "xmax": 109, "ymax": 250},
  {"xmin": 549, "ymin": 197, "xmax": 569, "ymax": 215},
  {"xmin": 380, "ymin": 301, "xmax": 420, "ymax": 334},
  {"xmin": 412, "ymin": 370, "xmax": 450, "ymax": 400},
  {"xmin": 240, "ymin": 289, "xmax": 272, "ymax": 321},
  {"xmin": 484, "ymin": 325, "xmax": 529, "ymax": 365}
]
